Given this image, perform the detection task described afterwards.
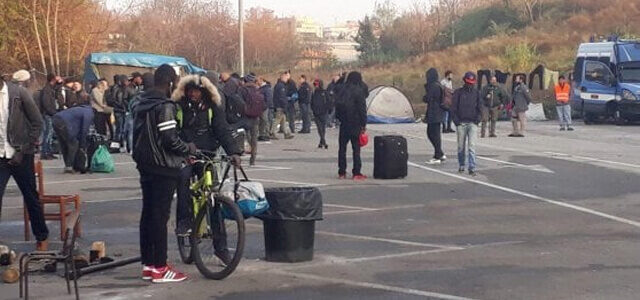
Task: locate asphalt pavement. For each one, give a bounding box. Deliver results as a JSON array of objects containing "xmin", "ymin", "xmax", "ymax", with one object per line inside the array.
[{"xmin": 2, "ymin": 120, "xmax": 640, "ymax": 300}]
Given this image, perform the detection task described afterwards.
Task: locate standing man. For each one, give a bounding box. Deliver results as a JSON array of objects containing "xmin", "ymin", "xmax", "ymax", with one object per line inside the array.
[
  {"xmin": 39, "ymin": 74, "xmax": 63, "ymax": 160},
  {"xmin": 270, "ymin": 73, "xmax": 294, "ymax": 140},
  {"xmin": 239, "ymin": 73, "xmax": 263, "ymax": 166},
  {"xmin": 555, "ymin": 75, "xmax": 573, "ymax": 131},
  {"xmin": 285, "ymin": 72, "xmax": 298, "ymax": 133},
  {"xmin": 509, "ymin": 75, "xmax": 532, "ymax": 137},
  {"xmin": 424, "ymin": 68, "xmax": 446, "ymax": 164},
  {"xmin": 220, "ymin": 72, "xmax": 245, "ymax": 127},
  {"xmin": 52, "ymin": 101, "xmax": 94, "ymax": 174},
  {"xmin": 440, "ymin": 71, "xmax": 455, "ymax": 133},
  {"xmin": 298, "ymin": 75, "xmax": 312, "ymax": 134},
  {"xmin": 0, "ymin": 74, "xmax": 47, "ymax": 250},
  {"xmin": 326, "ymin": 74, "xmax": 341, "ymax": 128},
  {"xmin": 91, "ymin": 79, "xmax": 112, "ymax": 136},
  {"xmin": 336, "ymin": 72, "xmax": 368, "ymax": 180},
  {"xmin": 257, "ymin": 77, "xmax": 273, "ymax": 141},
  {"xmin": 132, "ymin": 65, "xmax": 196, "ymax": 283},
  {"xmin": 480, "ymin": 76, "xmax": 509, "ymax": 138},
  {"xmin": 451, "ymin": 72, "xmax": 482, "ymax": 176},
  {"xmin": 311, "ymin": 78, "xmax": 331, "ymax": 149}
]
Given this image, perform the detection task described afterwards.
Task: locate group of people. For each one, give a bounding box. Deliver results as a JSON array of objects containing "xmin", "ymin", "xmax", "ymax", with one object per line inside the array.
[{"xmin": 423, "ymin": 69, "xmax": 573, "ymax": 176}]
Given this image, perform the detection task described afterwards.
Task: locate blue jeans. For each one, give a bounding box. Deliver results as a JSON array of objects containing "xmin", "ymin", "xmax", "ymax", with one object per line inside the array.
[
  {"xmin": 457, "ymin": 123, "xmax": 478, "ymax": 171},
  {"xmin": 556, "ymin": 105, "xmax": 572, "ymax": 128},
  {"xmin": 40, "ymin": 115, "xmax": 54, "ymax": 156},
  {"xmin": 124, "ymin": 113, "xmax": 134, "ymax": 152},
  {"xmin": 300, "ymin": 103, "xmax": 311, "ymax": 132},
  {"xmin": 114, "ymin": 112, "xmax": 126, "ymax": 143}
]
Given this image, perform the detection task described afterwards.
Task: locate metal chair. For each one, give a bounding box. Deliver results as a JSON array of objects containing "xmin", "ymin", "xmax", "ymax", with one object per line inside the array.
[{"xmin": 20, "ymin": 211, "xmax": 80, "ymax": 300}]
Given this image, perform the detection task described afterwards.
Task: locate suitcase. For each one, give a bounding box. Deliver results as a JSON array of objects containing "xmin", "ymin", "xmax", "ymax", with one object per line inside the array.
[{"xmin": 373, "ymin": 135, "xmax": 408, "ymax": 179}]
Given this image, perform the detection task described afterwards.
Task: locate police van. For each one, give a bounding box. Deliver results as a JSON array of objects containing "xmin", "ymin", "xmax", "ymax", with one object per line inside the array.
[{"xmin": 571, "ymin": 39, "xmax": 640, "ymax": 124}]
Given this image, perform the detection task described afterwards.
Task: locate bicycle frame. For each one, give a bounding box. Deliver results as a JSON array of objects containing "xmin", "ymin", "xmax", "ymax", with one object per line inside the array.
[{"xmin": 189, "ymin": 154, "xmax": 232, "ymax": 235}]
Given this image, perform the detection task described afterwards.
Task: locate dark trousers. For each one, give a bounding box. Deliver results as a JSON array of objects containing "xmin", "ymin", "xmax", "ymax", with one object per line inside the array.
[
  {"xmin": 338, "ymin": 129, "xmax": 362, "ymax": 176},
  {"xmin": 427, "ymin": 123, "xmax": 444, "ymax": 159},
  {"xmin": 176, "ymin": 165, "xmax": 227, "ymax": 252},
  {"xmin": 52, "ymin": 117, "xmax": 79, "ymax": 168},
  {"xmin": 140, "ymin": 172, "xmax": 177, "ymax": 267},
  {"xmin": 315, "ymin": 114, "xmax": 328, "ymax": 146},
  {"xmin": 0, "ymin": 155, "xmax": 49, "ymax": 241},
  {"xmin": 246, "ymin": 118, "xmax": 258, "ymax": 164},
  {"xmin": 93, "ymin": 112, "xmax": 110, "ymax": 136},
  {"xmin": 114, "ymin": 112, "xmax": 126, "ymax": 143},
  {"xmin": 286, "ymin": 102, "xmax": 296, "ymax": 133},
  {"xmin": 300, "ymin": 103, "xmax": 311, "ymax": 132}
]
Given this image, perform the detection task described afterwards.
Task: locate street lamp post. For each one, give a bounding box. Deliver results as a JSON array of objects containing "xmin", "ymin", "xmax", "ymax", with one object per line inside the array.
[{"xmin": 239, "ymin": 0, "xmax": 244, "ymax": 77}]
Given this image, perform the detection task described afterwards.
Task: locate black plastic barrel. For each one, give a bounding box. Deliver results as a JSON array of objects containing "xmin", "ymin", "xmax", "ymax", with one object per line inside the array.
[{"xmin": 259, "ymin": 187, "xmax": 323, "ymax": 263}]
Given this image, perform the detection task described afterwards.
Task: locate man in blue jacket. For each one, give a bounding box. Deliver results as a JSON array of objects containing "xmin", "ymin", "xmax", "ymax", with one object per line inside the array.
[
  {"xmin": 52, "ymin": 100, "xmax": 94, "ymax": 173},
  {"xmin": 451, "ymin": 72, "xmax": 483, "ymax": 176},
  {"xmin": 270, "ymin": 72, "xmax": 294, "ymax": 140}
]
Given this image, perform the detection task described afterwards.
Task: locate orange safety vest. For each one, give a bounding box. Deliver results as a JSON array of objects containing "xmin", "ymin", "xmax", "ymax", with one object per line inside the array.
[{"xmin": 555, "ymin": 83, "xmax": 570, "ymax": 104}]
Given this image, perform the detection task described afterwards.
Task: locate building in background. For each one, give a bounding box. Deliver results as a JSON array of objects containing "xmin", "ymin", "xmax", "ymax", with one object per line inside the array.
[{"xmin": 296, "ymin": 17, "xmax": 323, "ymax": 39}]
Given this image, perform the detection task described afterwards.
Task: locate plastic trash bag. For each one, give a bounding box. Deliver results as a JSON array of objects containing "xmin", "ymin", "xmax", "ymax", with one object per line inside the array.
[{"xmin": 90, "ymin": 145, "xmax": 115, "ymax": 173}]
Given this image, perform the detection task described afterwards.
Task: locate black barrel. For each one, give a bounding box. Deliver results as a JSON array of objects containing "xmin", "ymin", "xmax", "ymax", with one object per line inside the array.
[{"xmin": 259, "ymin": 187, "xmax": 323, "ymax": 263}]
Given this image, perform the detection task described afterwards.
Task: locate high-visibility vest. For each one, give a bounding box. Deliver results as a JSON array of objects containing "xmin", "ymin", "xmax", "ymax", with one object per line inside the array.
[
  {"xmin": 176, "ymin": 106, "xmax": 213, "ymax": 128},
  {"xmin": 554, "ymin": 83, "xmax": 570, "ymax": 103}
]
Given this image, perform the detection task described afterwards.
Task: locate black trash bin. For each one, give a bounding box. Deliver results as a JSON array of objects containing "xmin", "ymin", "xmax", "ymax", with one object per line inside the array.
[{"xmin": 259, "ymin": 187, "xmax": 323, "ymax": 263}]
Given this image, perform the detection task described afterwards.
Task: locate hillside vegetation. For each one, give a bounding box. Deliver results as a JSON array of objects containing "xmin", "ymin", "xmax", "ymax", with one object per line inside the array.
[{"xmin": 330, "ymin": 0, "xmax": 640, "ymax": 113}]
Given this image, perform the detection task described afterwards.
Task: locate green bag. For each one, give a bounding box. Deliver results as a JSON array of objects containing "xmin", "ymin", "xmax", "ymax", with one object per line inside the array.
[{"xmin": 90, "ymin": 145, "xmax": 115, "ymax": 173}]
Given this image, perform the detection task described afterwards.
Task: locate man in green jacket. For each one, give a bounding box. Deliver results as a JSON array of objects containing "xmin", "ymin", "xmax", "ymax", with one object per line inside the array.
[{"xmin": 480, "ymin": 76, "xmax": 509, "ymax": 138}]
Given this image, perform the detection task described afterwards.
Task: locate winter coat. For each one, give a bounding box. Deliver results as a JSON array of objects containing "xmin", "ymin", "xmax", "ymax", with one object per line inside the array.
[
  {"xmin": 259, "ymin": 83, "xmax": 274, "ymax": 109},
  {"xmin": 311, "ymin": 81, "xmax": 332, "ymax": 117},
  {"xmin": 39, "ymin": 83, "xmax": 59, "ymax": 116},
  {"xmin": 336, "ymin": 74, "xmax": 368, "ymax": 136},
  {"xmin": 273, "ymin": 80, "xmax": 288, "ymax": 109},
  {"xmin": 451, "ymin": 84, "xmax": 483, "ymax": 125},
  {"xmin": 3, "ymin": 81, "xmax": 43, "ymax": 155},
  {"xmin": 512, "ymin": 82, "xmax": 532, "ymax": 113},
  {"xmin": 481, "ymin": 83, "xmax": 509, "ymax": 108},
  {"xmin": 132, "ymin": 89, "xmax": 193, "ymax": 177},
  {"xmin": 53, "ymin": 105, "xmax": 94, "ymax": 148},
  {"xmin": 171, "ymin": 75, "xmax": 242, "ymax": 155},
  {"xmin": 424, "ymin": 68, "xmax": 446, "ymax": 124},
  {"xmin": 298, "ymin": 82, "xmax": 312, "ymax": 104}
]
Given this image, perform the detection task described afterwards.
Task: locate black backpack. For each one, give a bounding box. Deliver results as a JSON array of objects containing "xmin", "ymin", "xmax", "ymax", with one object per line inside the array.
[{"xmin": 224, "ymin": 91, "xmax": 246, "ymax": 124}]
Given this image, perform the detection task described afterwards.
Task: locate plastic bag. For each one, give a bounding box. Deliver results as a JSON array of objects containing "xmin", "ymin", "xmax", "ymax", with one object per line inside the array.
[
  {"xmin": 359, "ymin": 132, "xmax": 369, "ymax": 147},
  {"xmin": 90, "ymin": 145, "xmax": 115, "ymax": 173},
  {"xmin": 219, "ymin": 165, "xmax": 268, "ymax": 218}
]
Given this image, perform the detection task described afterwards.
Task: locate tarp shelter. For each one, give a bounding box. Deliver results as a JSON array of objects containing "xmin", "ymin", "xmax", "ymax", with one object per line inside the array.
[
  {"xmin": 529, "ymin": 64, "xmax": 560, "ymax": 90},
  {"xmin": 83, "ymin": 52, "xmax": 206, "ymax": 86},
  {"xmin": 366, "ymin": 86, "xmax": 415, "ymax": 124}
]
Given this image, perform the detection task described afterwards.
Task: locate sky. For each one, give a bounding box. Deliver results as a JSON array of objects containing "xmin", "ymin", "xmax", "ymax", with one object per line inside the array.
[{"xmin": 105, "ymin": 0, "xmax": 421, "ymax": 26}]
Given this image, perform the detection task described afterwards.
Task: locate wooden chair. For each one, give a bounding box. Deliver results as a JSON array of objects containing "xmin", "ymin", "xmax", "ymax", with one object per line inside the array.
[{"xmin": 23, "ymin": 160, "xmax": 81, "ymax": 241}]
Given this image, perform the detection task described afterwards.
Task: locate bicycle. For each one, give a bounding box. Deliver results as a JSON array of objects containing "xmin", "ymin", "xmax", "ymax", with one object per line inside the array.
[{"xmin": 176, "ymin": 150, "xmax": 245, "ymax": 280}]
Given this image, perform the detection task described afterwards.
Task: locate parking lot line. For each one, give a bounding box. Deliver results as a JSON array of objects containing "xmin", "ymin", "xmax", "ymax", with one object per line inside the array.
[
  {"xmin": 408, "ymin": 162, "xmax": 640, "ymax": 229},
  {"xmin": 269, "ymin": 269, "xmax": 477, "ymax": 300},
  {"xmin": 315, "ymin": 230, "xmax": 464, "ymax": 250}
]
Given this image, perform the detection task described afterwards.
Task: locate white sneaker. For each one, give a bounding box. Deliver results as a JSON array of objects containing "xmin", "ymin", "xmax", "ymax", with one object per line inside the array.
[
  {"xmin": 440, "ymin": 155, "xmax": 447, "ymax": 161},
  {"xmin": 426, "ymin": 159, "xmax": 442, "ymax": 165}
]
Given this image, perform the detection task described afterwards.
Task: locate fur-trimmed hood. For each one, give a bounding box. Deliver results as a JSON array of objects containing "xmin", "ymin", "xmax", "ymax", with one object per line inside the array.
[{"xmin": 171, "ymin": 74, "xmax": 222, "ymax": 106}]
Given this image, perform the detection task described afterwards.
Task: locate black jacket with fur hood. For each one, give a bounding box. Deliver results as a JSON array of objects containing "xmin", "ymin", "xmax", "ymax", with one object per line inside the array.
[{"xmin": 171, "ymin": 75, "xmax": 242, "ymax": 155}]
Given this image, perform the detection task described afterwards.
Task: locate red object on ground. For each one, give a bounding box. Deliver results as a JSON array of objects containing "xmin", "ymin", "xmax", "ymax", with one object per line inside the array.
[{"xmin": 359, "ymin": 132, "xmax": 369, "ymax": 147}]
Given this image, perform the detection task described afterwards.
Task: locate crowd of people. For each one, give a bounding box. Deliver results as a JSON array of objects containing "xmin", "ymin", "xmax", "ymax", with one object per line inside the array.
[{"xmin": 423, "ymin": 69, "xmax": 573, "ymax": 176}]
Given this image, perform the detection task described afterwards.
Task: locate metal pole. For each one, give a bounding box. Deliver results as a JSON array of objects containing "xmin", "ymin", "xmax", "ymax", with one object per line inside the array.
[{"xmin": 239, "ymin": 0, "xmax": 244, "ymax": 77}]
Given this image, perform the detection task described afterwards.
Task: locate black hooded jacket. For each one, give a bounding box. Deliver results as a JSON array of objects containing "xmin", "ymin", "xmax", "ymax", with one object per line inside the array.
[
  {"xmin": 424, "ymin": 68, "xmax": 445, "ymax": 124},
  {"xmin": 451, "ymin": 84, "xmax": 483, "ymax": 125},
  {"xmin": 298, "ymin": 82, "xmax": 312, "ymax": 104},
  {"xmin": 336, "ymin": 72, "xmax": 368, "ymax": 136},
  {"xmin": 132, "ymin": 89, "xmax": 193, "ymax": 177},
  {"xmin": 311, "ymin": 80, "xmax": 332, "ymax": 117}
]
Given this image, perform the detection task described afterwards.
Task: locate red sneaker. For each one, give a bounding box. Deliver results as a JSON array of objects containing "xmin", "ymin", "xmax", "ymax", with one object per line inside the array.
[
  {"xmin": 151, "ymin": 265, "xmax": 187, "ymax": 283},
  {"xmin": 142, "ymin": 265, "xmax": 154, "ymax": 281},
  {"xmin": 338, "ymin": 174, "xmax": 347, "ymax": 179},
  {"xmin": 353, "ymin": 174, "xmax": 367, "ymax": 181}
]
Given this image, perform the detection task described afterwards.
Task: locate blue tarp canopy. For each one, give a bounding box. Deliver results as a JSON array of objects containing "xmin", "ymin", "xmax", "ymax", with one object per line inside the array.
[{"xmin": 84, "ymin": 52, "xmax": 206, "ymax": 84}]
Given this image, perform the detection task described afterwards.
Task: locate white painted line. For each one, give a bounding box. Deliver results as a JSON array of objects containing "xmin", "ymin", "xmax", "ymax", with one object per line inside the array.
[
  {"xmin": 477, "ymin": 156, "xmax": 555, "ymax": 174},
  {"xmin": 44, "ymin": 162, "xmax": 135, "ymax": 170},
  {"xmin": 251, "ymin": 178, "xmax": 327, "ymax": 187},
  {"xmin": 315, "ymin": 230, "xmax": 464, "ymax": 250},
  {"xmin": 247, "ymin": 165, "xmax": 292, "ymax": 170},
  {"xmin": 408, "ymin": 162, "xmax": 640, "ymax": 229},
  {"xmin": 324, "ymin": 204, "xmax": 426, "ymax": 215},
  {"xmin": 269, "ymin": 269, "xmax": 477, "ymax": 300},
  {"xmin": 343, "ymin": 248, "xmax": 462, "ymax": 263},
  {"xmin": 324, "ymin": 203, "xmax": 377, "ymax": 211},
  {"xmin": 6, "ymin": 176, "xmax": 139, "ymax": 188},
  {"xmin": 543, "ymin": 151, "xmax": 640, "ymax": 169}
]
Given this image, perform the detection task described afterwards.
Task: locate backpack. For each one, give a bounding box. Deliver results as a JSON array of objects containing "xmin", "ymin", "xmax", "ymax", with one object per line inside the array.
[
  {"xmin": 440, "ymin": 84, "xmax": 454, "ymax": 108},
  {"xmin": 224, "ymin": 91, "xmax": 245, "ymax": 124},
  {"xmin": 334, "ymin": 87, "xmax": 353, "ymax": 123},
  {"xmin": 243, "ymin": 86, "xmax": 266, "ymax": 118}
]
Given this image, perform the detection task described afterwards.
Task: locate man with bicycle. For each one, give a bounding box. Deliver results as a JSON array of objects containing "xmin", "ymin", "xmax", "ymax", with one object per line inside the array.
[
  {"xmin": 171, "ymin": 74, "xmax": 242, "ymax": 265},
  {"xmin": 133, "ymin": 65, "xmax": 198, "ymax": 283}
]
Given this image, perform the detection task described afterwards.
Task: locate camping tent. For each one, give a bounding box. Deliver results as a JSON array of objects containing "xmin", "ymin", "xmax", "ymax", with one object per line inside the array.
[
  {"xmin": 366, "ymin": 86, "xmax": 415, "ymax": 124},
  {"xmin": 83, "ymin": 52, "xmax": 206, "ymax": 85}
]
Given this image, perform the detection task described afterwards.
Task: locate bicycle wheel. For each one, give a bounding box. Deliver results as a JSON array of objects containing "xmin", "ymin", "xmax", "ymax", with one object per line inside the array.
[
  {"xmin": 177, "ymin": 234, "xmax": 193, "ymax": 264},
  {"xmin": 192, "ymin": 195, "xmax": 245, "ymax": 280}
]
